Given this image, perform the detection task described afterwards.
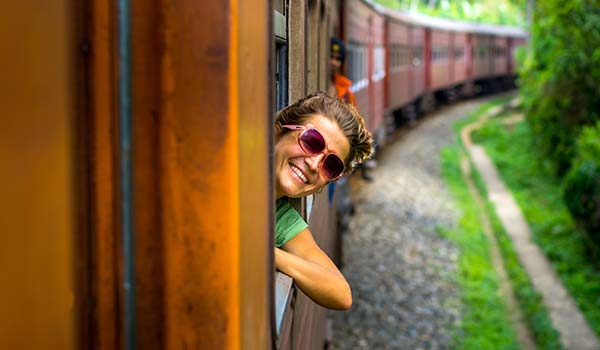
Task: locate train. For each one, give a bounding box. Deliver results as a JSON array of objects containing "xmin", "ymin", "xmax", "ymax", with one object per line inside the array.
[{"xmin": 0, "ymin": 0, "xmax": 525, "ymax": 349}]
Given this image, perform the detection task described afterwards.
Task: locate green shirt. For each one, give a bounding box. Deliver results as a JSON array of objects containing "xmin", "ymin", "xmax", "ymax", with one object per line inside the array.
[{"xmin": 275, "ymin": 198, "xmax": 308, "ymax": 247}]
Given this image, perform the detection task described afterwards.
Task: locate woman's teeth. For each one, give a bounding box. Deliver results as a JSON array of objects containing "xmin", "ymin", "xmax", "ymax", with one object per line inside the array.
[{"xmin": 290, "ymin": 164, "xmax": 308, "ymax": 183}]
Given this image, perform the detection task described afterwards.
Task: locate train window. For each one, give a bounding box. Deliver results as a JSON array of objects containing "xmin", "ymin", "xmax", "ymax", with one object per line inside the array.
[
  {"xmin": 373, "ymin": 46, "xmax": 385, "ymax": 81},
  {"xmin": 495, "ymin": 47, "xmax": 505, "ymax": 57},
  {"xmin": 413, "ymin": 46, "xmax": 423, "ymax": 67},
  {"xmin": 454, "ymin": 47, "xmax": 464, "ymax": 61},
  {"xmin": 477, "ymin": 46, "xmax": 487, "ymax": 58},
  {"xmin": 347, "ymin": 41, "xmax": 368, "ymax": 92},
  {"xmin": 346, "ymin": 41, "xmax": 356, "ymax": 82},
  {"xmin": 390, "ymin": 45, "xmax": 410, "ymax": 73},
  {"xmin": 274, "ymin": 9, "xmax": 288, "ymax": 111},
  {"xmin": 433, "ymin": 46, "xmax": 449, "ymax": 63}
]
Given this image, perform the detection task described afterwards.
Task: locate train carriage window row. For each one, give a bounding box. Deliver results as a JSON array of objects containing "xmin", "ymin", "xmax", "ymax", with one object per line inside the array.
[
  {"xmin": 432, "ymin": 46, "xmax": 449, "ymax": 62},
  {"xmin": 347, "ymin": 41, "xmax": 369, "ymax": 92},
  {"xmin": 373, "ymin": 45, "xmax": 386, "ymax": 82},
  {"xmin": 389, "ymin": 45, "xmax": 411, "ymax": 74}
]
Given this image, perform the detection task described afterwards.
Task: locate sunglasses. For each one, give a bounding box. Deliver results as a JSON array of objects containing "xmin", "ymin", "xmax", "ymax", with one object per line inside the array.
[{"xmin": 282, "ymin": 124, "xmax": 346, "ymax": 181}]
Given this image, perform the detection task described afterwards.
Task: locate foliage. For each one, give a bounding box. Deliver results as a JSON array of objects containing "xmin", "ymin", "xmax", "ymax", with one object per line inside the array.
[
  {"xmin": 472, "ymin": 111, "xmax": 600, "ymax": 337},
  {"xmin": 373, "ymin": 0, "xmax": 525, "ymax": 26},
  {"xmin": 518, "ymin": 0, "xmax": 600, "ymax": 174},
  {"xmin": 563, "ymin": 122, "xmax": 600, "ymax": 247}
]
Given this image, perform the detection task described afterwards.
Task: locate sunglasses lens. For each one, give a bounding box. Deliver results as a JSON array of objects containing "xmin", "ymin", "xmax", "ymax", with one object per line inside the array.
[
  {"xmin": 300, "ymin": 129, "xmax": 326, "ymax": 154},
  {"xmin": 322, "ymin": 154, "xmax": 345, "ymax": 180}
]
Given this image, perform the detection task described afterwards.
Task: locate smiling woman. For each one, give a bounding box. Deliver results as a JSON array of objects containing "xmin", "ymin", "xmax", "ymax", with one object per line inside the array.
[{"xmin": 273, "ymin": 91, "xmax": 374, "ymax": 310}]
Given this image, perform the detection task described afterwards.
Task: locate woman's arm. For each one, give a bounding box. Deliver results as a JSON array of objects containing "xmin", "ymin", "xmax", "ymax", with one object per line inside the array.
[{"xmin": 275, "ymin": 228, "xmax": 352, "ymax": 310}]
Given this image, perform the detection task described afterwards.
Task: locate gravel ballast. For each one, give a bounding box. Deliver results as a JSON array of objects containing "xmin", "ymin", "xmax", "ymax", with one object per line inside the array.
[{"xmin": 329, "ymin": 99, "xmax": 494, "ymax": 350}]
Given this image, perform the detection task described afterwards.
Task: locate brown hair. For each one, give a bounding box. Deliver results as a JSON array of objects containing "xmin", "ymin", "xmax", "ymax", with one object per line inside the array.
[{"xmin": 275, "ymin": 91, "xmax": 374, "ymax": 172}]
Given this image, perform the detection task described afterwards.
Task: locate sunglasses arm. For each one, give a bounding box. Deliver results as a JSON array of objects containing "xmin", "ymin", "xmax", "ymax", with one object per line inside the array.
[{"xmin": 281, "ymin": 124, "xmax": 306, "ymax": 131}]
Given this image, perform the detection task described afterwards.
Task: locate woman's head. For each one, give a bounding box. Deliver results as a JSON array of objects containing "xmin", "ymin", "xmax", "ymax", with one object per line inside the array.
[{"xmin": 274, "ymin": 92, "xmax": 374, "ymax": 198}]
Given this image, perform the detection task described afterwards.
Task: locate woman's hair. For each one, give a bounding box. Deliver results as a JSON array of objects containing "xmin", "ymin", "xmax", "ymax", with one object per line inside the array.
[{"xmin": 275, "ymin": 91, "xmax": 374, "ymax": 172}]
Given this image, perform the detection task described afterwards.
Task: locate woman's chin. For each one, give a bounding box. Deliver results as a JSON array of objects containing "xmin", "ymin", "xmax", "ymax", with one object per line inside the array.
[{"xmin": 280, "ymin": 184, "xmax": 314, "ymax": 199}]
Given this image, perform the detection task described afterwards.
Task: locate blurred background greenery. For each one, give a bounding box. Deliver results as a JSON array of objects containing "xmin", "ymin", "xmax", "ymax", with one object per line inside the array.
[{"xmin": 372, "ymin": 0, "xmax": 526, "ymax": 26}]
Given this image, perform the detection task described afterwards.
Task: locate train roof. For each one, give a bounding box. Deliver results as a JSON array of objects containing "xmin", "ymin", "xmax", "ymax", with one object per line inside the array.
[{"xmin": 362, "ymin": 0, "xmax": 528, "ymax": 38}]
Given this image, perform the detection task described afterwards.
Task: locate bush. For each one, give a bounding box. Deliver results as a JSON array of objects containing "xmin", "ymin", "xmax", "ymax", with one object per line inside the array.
[
  {"xmin": 563, "ymin": 122, "xmax": 600, "ymax": 247},
  {"xmin": 518, "ymin": 0, "xmax": 600, "ymax": 174}
]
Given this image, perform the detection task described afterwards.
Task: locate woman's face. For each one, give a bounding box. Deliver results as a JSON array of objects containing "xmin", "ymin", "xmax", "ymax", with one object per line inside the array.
[{"xmin": 275, "ymin": 114, "xmax": 350, "ymax": 199}]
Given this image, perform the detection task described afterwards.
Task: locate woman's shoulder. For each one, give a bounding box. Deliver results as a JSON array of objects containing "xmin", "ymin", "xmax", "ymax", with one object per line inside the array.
[{"xmin": 275, "ymin": 197, "xmax": 308, "ymax": 247}]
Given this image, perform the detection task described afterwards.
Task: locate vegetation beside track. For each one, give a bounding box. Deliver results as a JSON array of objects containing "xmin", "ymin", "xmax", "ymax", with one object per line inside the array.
[
  {"xmin": 440, "ymin": 98, "xmax": 564, "ymax": 349},
  {"xmin": 519, "ymin": 0, "xmax": 600, "ymax": 246},
  {"xmin": 438, "ymin": 99, "xmax": 520, "ymax": 349},
  {"xmin": 439, "ymin": 144, "xmax": 518, "ymax": 350},
  {"xmin": 471, "ymin": 108, "xmax": 600, "ymax": 338}
]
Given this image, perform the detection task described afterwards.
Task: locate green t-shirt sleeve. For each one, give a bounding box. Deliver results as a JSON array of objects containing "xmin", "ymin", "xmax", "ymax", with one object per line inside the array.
[{"xmin": 275, "ymin": 199, "xmax": 308, "ymax": 247}]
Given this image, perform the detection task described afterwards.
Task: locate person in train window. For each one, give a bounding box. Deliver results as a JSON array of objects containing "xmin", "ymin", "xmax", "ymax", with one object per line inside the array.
[
  {"xmin": 328, "ymin": 37, "xmax": 376, "ymax": 182},
  {"xmin": 274, "ymin": 91, "xmax": 373, "ymax": 310},
  {"xmin": 328, "ymin": 37, "xmax": 356, "ymax": 105}
]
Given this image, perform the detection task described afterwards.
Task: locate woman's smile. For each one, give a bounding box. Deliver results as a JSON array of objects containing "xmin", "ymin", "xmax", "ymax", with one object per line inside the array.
[{"xmin": 289, "ymin": 163, "xmax": 308, "ymax": 183}]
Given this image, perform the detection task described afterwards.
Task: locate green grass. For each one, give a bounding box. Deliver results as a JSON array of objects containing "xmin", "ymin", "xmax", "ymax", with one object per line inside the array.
[
  {"xmin": 472, "ymin": 114, "xmax": 600, "ymax": 338},
  {"xmin": 439, "ymin": 97, "xmax": 565, "ymax": 349},
  {"xmin": 439, "ymin": 145, "xmax": 519, "ymax": 350},
  {"xmin": 467, "ymin": 151, "xmax": 562, "ymax": 349}
]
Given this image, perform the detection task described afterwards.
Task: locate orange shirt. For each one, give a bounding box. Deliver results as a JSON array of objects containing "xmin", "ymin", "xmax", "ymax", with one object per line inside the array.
[{"xmin": 332, "ymin": 73, "xmax": 356, "ymax": 106}]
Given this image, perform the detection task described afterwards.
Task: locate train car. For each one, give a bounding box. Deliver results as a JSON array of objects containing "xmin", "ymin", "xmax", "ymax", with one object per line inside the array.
[{"xmin": 1, "ymin": 0, "xmax": 527, "ymax": 349}]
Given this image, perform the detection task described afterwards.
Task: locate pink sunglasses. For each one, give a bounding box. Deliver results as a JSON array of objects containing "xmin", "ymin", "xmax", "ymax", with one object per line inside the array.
[{"xmin": 282, "ymin": 124, "xmax": 345, "ymax": 181}]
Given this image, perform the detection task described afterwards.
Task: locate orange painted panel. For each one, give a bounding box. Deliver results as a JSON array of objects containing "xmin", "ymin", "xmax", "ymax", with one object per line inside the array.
[
  {"xmin": 157, "ymin": 0, "xmax": 271, "ymax": 349},
  {"xmin": 237, "ymin": 0, "xmax": 272, "ymax": 349},
  {"xmin": 0, "ymin": 1, "xmax": 76, "ymax": 349}
]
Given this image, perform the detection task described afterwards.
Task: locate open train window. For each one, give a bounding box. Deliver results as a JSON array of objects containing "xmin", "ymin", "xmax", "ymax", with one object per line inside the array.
[
  {"xmin": 272, "ymin": 2, "xmax": 294, "ymax": 343},
  {"xmin": 274, "ymin": 9, "xmax": 288, "ymax": 111}
]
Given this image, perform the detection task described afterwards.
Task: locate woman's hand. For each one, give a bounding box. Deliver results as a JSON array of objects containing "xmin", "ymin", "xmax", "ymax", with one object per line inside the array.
[{"xmin": 275, "ymin": 229, "xmax": 352, "ymax": 310}]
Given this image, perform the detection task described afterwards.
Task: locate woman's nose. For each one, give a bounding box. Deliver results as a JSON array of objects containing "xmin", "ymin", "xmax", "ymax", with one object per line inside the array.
[{"xmin": 305, "ymin": 153, "xmax": 325, "ymax": 171}]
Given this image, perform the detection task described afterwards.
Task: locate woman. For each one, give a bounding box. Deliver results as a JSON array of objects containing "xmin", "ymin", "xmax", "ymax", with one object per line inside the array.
[{"xmin": 274, "ymin": 91, "xmax": 374, "ymax": 310}]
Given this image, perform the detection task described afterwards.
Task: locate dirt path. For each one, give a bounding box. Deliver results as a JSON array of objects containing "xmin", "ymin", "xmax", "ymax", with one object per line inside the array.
[{"xmin": 462, "ymin": 106, "xmax": 600, "ymax": 350}]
